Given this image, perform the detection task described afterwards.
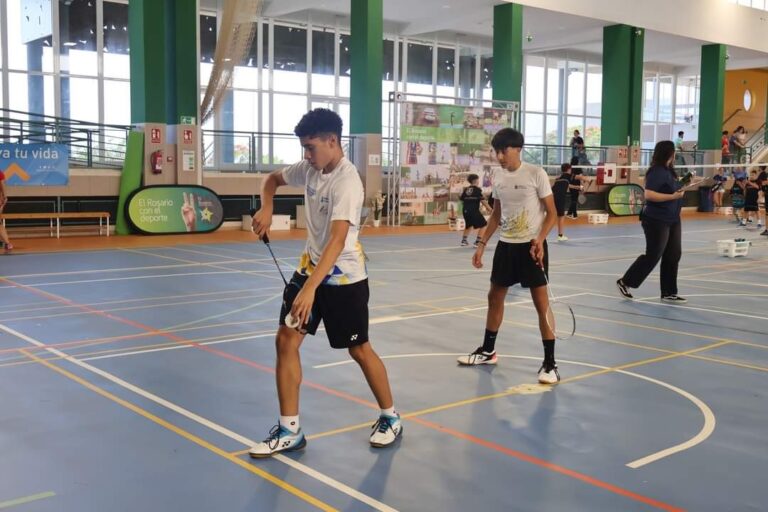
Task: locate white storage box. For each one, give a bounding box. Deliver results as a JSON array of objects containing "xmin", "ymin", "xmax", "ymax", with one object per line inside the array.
[
  {"xmin": 717, "ymin": 239, "xmax": 750, "ymax": 258},
  {"xmin": 448, "ymin": 218, "xmax": 465, "ymax": 231},
  {"xmin": 718, "ymin": 206, "xmax": 733, "ymax": 215},
  {"xmin": 588, "ymin": 213, "xmax": 609, "ymax": 224},
  {"xmin": 272, "ymin": 214, "xmax": 291, "ymax": 231},
  {"xmin": 242, "ymin": 215, "xmax": 253, "ymax": 232}
]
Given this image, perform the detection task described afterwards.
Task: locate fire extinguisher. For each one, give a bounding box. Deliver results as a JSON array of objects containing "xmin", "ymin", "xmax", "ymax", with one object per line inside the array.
[
  {"xmin": 150, "ymin": 150, "xmax": 163, "ymax": 174},
  {"xmin": 596, "ymin": 165, "xmax": 605, "ymax": 186}
]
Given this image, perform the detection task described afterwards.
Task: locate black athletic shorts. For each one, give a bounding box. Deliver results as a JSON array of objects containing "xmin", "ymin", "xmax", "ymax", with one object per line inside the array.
[
  {"xmin": 554, "ymin": 195, "xmax": 567, "ymax": 216},
  {"xmin": 280, "ymin": 273, "xmax": 369, "ymax": 349},
  {"xmin": 463, "ymin": 210, "xmax": 487, "ymax": 229},
  {"xmin": 490, "ymin": 240, "xmax": 548, "ymax": 288}
]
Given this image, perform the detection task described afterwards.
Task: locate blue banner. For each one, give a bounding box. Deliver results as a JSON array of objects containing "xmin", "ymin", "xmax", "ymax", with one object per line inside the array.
[{"xmin": 0, "ymin": 143, "xmax": 69, "ymax": 186}]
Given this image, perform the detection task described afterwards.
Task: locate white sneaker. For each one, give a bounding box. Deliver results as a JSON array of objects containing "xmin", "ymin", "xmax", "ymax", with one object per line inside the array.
[
  {"xmin": 537, "ymin": 363, "xmax": 560, "ymax": 384},
  {"xmin": 457, "ymin": 347, "xmax": 497, "ymax": 365},
  {"xmin": 370, "ymin": 413, "xmax": 403, "ymax": 448},
  {"xmin": 249, "ymin": 424, "xmax": 306, "ymax": 458},
  {"xmin": 661, "ymin": 295, "xmax": 688, "ymax": 304},
  {"xmin": 557, "ymin": 234, "xmax": 569, "ymax": 241}
]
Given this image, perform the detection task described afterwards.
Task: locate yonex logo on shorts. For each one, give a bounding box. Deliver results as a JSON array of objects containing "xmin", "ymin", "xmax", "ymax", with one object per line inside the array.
[{"xmin": 350, "ymin": 334, "xmax": 358, "ymax": 341}]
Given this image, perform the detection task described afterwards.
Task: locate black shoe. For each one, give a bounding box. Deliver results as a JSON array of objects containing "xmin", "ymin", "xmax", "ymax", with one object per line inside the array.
[
  {"xmin": 616, "ymin": 279, "xmax": 633, "ymax": 299},
  {"xmin": 761, "ymin": 230, "xmax": 768, "ymax": 236},
  {"xmin": 661, "ymin": 295, "xmax": 687, "ymax": 304}
]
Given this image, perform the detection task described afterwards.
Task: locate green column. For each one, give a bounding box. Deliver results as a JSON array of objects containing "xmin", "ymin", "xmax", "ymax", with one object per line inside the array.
[
  {"xmin": 601, "ymin": 25, "xmax": 644, "ymax": 146},
  {"xmin": 350, "ymin": 0, "xmax": 382, "ymax": 135},
  {"xmin": 492, "ymin": 3, "xmax": 523, "ymax": 104},
  {"xmin": 129, "ymin": 0, "xmax": 167, "ymax": 124},
  {"xmin": 130, "ymin": 0, "xmax": 197, "ymax": 125},
  {"xmin": 698, "ymin": 44, "xmax": 726, "ymax": 150},
  {"xmin": 170, "ymin": 0, "xmax": 198, "ymax": 124}
]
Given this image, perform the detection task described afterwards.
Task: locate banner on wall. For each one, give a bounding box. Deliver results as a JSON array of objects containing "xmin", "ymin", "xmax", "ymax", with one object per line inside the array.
[
  {"xmin": 606, "ymin": 184, "xmax": 645, "ymax": 216},
  {"xmin": 126, "ymin": 185, "xmax": 224, "ymax": 234},
  {"xmin": 0, "ymin": 143, "xmax": 69, "ymax": 186},
  {"xmin": 398, "ymin": 103, "xmax": 513, "ymax": 225}
]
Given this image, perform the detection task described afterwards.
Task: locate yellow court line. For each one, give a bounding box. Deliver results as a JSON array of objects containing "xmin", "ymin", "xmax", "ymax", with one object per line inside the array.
[
  {"xmin": 0, "ymin": 288, "xmax": 277, "ymax": 317},
  {"xmin": 20, "ymin": 349, "xmax": 337, "ymax": 512},
  {"xmin": 463, "ymin": 308, "xmax": 768, "ymax": 374},
  {"xmin": 2, "ymin": 292, "xmax": 282, "ymax": 323},
  {"xmin": 0, "ymin": 296, "xmax": 474, "ymax": 368},
  {"xmin": 0, "ymin": 491, "xmax": 56, "ymax": 509},
  {"xmin": 570, "ymin": 306, "xmax": 768, "ymax": 350},
  {"xmin": 122, "ymin": 248, "xmax": 285, "ymax": 282},
  {"xmin": 0, "ymin": 327, "xmax": 277, "ymax": 368},
  {"xmin": 228, "ymin": 420, "xmax": 375, "ymax": 458}
]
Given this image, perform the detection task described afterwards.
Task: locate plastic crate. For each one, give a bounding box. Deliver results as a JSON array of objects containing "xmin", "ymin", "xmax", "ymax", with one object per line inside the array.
[
  {"xmin": 717, "ymin": 239, "xmax": 750, "ymax": 258},
  {"xmin": 588, "ymin": 213, "xmax": 609, "ymax": 224}
]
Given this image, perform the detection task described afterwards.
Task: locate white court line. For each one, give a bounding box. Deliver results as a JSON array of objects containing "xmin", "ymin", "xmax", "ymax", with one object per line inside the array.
[
  {"xmin": 312, "ymin": 353, "xmax": 715, "ymax": 469},
  {"xmin": 74, "ymin": 294, "xmax": 588, "ymax": 363},
  {"xmin": 588, "ymin": 292, "xmax": 768, "ymax": 321},
  {"xmin": 80, "ymin": 332, "xmax": 278, "ymax": 361},
  {"xmin": 161, "ymin": 292, "xmax": 283, "ymax": 331},
  {"xmin": 0, "ymin": 322, "xmax": 397, "ymax": 512},
  {"xmin": 0, "ymin": 271, "xmax": 242, "ymax": 289}
]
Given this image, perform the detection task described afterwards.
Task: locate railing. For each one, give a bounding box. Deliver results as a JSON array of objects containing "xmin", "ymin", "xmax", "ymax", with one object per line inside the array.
[
  {"xmin": 201, "ymin": 129, "xmax": 355, "ymax": 172},
  {"xmin": 0, "ymin": 108, "xmax": 130, "ymax": 169},
  {"xmin": 745, "ymin": 124, "xmax": 766, "ymax": 162},
  {"xmin": 522, "ymin": 144, "xmax": 608, "ymax": 173},
  {"xmin": 723, "ymin": 108, "xmax": 743, "ymax": 127}
]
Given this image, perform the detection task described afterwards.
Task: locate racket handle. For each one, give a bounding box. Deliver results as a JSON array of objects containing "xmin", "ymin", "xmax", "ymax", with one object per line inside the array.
[{"xmin": 262, "ymin": 233, "xmax": 270, "ymax": 244}]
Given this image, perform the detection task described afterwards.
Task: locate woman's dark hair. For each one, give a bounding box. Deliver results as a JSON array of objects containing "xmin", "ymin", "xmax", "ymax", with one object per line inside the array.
[
  {"xmin": 294, "ymin": 108, "xmax": 343, "ymax": 142},
  {"xmin": 491, "ymin": 128, "xmax": 524, "ymax": 151},
  {"xmin": 467, "ymin": 173, "xmax": 479, "ymax": 184},
  {"xmin": 560, "ymin": 163, "xmax": 572, "ymax": 174},
  {"xmin": 650, "ymin": 140, "xmax": 676, "ymax": 171}
]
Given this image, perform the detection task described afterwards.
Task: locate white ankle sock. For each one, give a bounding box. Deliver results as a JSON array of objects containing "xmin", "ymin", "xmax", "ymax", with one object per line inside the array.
[
  {"xmin": 381, "ymin": 406, "xmax": 397, "ymax": 417},
  {"xmin": 279, "ymin": 415, "xmax": 300, "ymax": 433}
]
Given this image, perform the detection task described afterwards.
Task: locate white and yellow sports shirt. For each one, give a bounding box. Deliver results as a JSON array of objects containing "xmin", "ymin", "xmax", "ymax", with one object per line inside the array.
[
  {"xmin": 281, "ymin": 157, "xmax": 367, "ymax": 285},
  {"xmin": 491, "ymin": 161, "xmax": 552, "ymax": 244}
]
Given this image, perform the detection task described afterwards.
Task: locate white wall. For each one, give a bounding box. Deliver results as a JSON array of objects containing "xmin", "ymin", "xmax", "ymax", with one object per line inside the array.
[{"xmin": 510, "ymin": 0, "xmax": 768, "ymax": 54}]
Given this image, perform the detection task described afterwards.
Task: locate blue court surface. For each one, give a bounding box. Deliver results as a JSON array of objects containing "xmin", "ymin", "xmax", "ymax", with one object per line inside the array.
[{"xmin": 0, "ymin": 217, "xmax": 766, "ymax": 511}]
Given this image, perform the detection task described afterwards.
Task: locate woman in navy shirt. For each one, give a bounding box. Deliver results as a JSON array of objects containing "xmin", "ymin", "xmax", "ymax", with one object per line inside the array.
[{"xmin": 617, "ymin": 140, "xmax": 686, "ymax": 303}]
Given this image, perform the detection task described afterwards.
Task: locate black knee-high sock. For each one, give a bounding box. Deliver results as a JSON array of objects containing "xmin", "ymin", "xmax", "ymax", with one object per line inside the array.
[
  {"xmin": 542, "ymin": 339, "xmax": 555, "ymax": 365},
  {"xmin": 482, "ymin": 329, "xmax": 498, "ymax": 353}
]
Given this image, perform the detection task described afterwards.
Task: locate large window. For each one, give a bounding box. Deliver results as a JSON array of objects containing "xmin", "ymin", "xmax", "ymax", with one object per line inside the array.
[
  {"xmin": 2, "ymin": 0, "xmax": 132, "ymax": 125},
  {"xmin": 273, "ymin": 25, "xmax": 307, "ymax": 94},
  {"xmin": 641, "ymin": 70, "xmax": 699, "ymax": 149}
]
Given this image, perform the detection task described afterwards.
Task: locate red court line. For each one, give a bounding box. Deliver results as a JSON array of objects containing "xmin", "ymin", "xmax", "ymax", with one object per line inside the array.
[
  {"xmin": 1, "ymin": 277, "xmax": 684, "ymax": 511},
  {"xmin": 410, "ymin": 416, "xmax": 685, "ymax": 512}
]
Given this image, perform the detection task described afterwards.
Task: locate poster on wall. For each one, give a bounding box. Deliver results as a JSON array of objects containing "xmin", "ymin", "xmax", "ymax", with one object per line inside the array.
[
  {"xmin": 607, "ymin": 184, "xmax": 645, "ymax": 216},
  {"xmin": 0, "ymin": 143, "xmax": 69, "ymax": 186},
  {"xmin": 126, "ymin": 185, "xmax": 224, "ymax": 234},
  {"xmin": 398, "ymin": 103, "xmax": 512, "ymax": 225}
]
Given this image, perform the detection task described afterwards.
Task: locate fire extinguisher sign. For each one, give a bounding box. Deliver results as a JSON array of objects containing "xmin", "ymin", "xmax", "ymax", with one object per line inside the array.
[{"xmin": 150, "ymin": 128, "xmax": 161, "ymax": 144}]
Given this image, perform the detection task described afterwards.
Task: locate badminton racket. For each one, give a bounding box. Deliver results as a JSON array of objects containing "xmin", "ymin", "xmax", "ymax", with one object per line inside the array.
[
  {"xmin": 541, "ymin": 269, "xmax": 576, "ymax": 340},
  {"xmin": 261, "ymin": 234, "xmax": 301, "ymax": 329}
]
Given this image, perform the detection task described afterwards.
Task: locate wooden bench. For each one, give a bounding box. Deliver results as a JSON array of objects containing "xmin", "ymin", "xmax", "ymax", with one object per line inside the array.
[{"xmin": 2, "ymin": 212, "xmax": 111, "ymax": 238}]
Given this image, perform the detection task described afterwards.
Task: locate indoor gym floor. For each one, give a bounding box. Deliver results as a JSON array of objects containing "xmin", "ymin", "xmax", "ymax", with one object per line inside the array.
[{"xmin": 0, "ymin": 212, "xmax": 766, "ymax": 512}]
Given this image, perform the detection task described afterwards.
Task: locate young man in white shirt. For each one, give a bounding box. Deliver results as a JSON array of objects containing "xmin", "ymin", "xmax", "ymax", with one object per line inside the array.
[
  {"xmin": 457, "ymin": 128, "xmax": 561, "ymax": 384},
  {"xmin": 249, "ymin": 109, "xmax": 402, "ymax": 457}
]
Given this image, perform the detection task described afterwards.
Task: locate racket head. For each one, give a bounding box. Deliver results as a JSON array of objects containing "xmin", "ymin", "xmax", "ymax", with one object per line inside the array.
[
  {"xmin": 545, "ymin": 299, "xmax": 576, "ymax": 340},
  {"xmin": 577, "ymin": 193, "xmax": 587, "ymax": 205}
]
